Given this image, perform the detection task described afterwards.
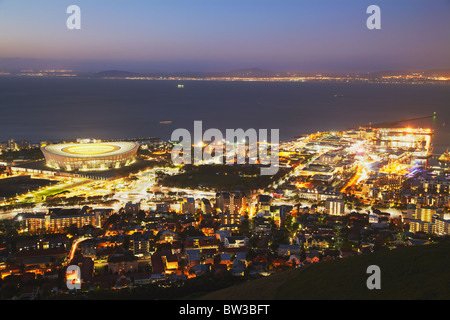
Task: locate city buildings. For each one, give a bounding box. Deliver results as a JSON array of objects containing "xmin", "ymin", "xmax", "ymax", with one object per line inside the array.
[
  {"xmin": 19, "ymin": 207, "xmax": 112, "ymax": 233},
  {"xmin": 325, "ymin": 198, "xmax": 345, "ymax": 216},
  {"xmin": 0, "ymin": 124, "xmax": 448, "ymax": 299}
]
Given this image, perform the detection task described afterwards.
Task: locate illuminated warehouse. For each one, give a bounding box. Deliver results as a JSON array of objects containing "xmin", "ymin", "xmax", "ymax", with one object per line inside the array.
[{"xmin": 41, "ymin": 142, "xmax": 139, "ymax": 171}]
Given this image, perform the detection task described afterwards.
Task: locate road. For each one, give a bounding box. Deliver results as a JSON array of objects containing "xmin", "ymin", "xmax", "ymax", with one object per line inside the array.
[{"xmin": 66, "ymin": 236, "xmax": 92, "ymax": 265}]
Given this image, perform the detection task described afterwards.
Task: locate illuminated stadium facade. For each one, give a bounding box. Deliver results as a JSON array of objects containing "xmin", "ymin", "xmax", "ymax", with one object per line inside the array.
[{"xmin": 41, "ymin": 142, "xmax": 139, "ymax": 171}]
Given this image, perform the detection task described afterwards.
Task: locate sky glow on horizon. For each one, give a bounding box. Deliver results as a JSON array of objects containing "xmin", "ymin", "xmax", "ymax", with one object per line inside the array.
[{"xmin": 0, "ymin": 0, "xmax": 449, "ymax": 72}]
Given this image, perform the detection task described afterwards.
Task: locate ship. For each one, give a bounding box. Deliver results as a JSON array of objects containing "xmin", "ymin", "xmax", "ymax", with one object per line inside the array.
[
  {"xmin": 159, "ymin": 121, "xmax": 172, "ymax": 124},
  {"xmin": 439, "ymin": 150, "xmax": 450, "ymax": 163},
  {"xmin": 177, "ymin": 84, "xmax": 184, "ymax": 88}
]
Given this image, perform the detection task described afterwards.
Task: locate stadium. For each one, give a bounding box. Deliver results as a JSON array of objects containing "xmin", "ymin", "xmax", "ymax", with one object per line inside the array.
[{"xmin": 41, "ymin": 142, "xmax": 139, "ymax": 172}]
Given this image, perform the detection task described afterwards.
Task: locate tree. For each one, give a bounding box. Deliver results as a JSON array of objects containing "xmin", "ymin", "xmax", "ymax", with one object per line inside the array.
[
  {"xmin": 122, "ymin": 236, "xmax": 131, "ymax": 250},
  {"xmin": 66, "ymin": 224, "xmax": 78, "ymax": 236},
  {"xmin": 239, "ymin": 215, "xmax": 250, "ymax": 236},
  {"xmin": 284, "ymin": 215, "xmax": 293, "ymax": 231},
  {"xmin": 136, "ymin": 210, "xmax": 146, "ymax": 223}
]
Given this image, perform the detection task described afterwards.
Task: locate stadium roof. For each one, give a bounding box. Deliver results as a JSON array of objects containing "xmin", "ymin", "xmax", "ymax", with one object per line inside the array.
[{"xmin": 42, "ymin": 142, "xmax": 139, "ymax": 159}]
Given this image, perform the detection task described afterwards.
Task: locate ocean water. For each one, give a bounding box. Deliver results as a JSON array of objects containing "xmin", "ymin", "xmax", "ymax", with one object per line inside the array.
[{"xmin": 0, "ymin": 77, "xmax": 449, "ymax": 153}]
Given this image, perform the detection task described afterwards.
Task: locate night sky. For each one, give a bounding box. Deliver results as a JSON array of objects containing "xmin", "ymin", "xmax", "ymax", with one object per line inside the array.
[{"xmin": 0, "ymin": 0, "xmax": 449, "ymax": 72}]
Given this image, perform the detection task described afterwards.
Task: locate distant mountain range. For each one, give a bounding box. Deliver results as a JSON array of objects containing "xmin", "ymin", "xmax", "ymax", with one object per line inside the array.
[
  {"xmin": 88, "ymin": 68, "xmax": 450, "ymax": 79},
  {"xmin": 1, "ymin": 56, "xmax": 449, "ymax": 78},
  {"xmin": 90, "ymin": 68, "xmax": 287, "ymax": 78}
]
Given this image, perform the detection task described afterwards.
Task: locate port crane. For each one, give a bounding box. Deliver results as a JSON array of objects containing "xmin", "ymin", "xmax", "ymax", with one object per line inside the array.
[{"xmin": 357, "ymin": 113, "xmax": 436, "ymax": 129}]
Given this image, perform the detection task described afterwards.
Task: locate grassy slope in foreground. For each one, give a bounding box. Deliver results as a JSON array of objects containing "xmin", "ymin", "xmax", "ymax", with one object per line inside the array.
[{"xmin": 199, "ymin": 242, "xmax": 450, "ymax": 300}]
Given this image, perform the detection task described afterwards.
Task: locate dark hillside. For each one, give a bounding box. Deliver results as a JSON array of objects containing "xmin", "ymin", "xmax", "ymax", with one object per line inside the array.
[{"xmin": 199, "ymin": 242, "xmax": 450, "ymax": 300}]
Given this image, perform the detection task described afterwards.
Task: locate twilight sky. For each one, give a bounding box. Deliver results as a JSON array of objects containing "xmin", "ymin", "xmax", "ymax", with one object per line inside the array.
[{"xmin": 0, "ymin": 0, "xmax": 449, "ymax": 72}]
